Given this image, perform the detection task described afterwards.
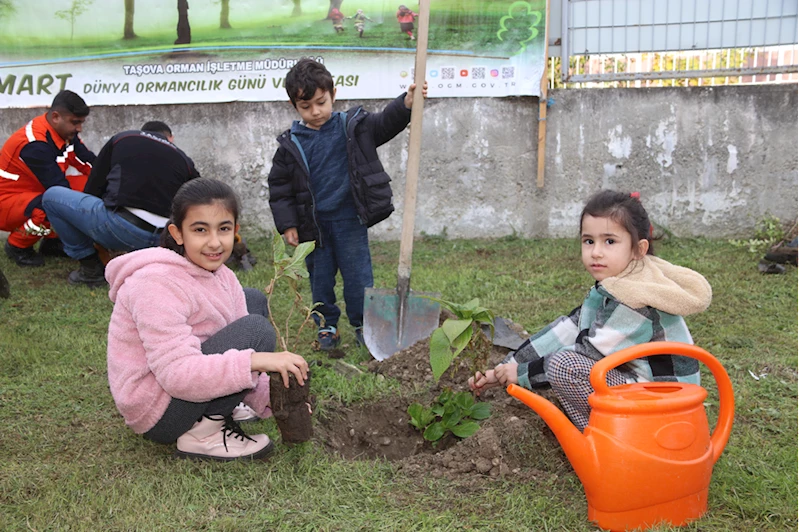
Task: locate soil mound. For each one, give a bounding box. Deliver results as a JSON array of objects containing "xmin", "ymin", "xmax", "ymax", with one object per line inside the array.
[{"xmin": 315, "ymin": 324, "xmax": 571, "ymax": 483}]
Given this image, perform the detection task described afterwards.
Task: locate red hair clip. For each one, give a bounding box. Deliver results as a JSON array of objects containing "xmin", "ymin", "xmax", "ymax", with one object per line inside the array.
[{"xmin": 630, "ymin": 192, "xmax": 652, "ymax": 237}]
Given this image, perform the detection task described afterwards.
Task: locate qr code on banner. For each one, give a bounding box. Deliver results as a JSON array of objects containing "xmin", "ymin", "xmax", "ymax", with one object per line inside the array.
[
  {"xmin": 502, "ymin": 66, "xmax": 515, "ymax": 79},
  {"xmin": 441, "ymin": 67, "xmax": 455, "ymax": 80},
  {"xmin": 472, "ymin": 67, "xmax": 486, "ymax": 79}
]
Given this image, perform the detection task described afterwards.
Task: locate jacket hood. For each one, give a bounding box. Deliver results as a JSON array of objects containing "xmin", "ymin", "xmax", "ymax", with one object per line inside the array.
[
  {"xmin": 600, "ymin": 255, "xmax": 712, "ymax": 316},
  {"xmin": 106, "ymin": 247, "xmax": 215, "ymax": 302}
]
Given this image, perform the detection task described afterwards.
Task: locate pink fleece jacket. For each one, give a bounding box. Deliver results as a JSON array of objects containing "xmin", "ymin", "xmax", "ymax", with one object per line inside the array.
[{"xmin": 106, "ymin": 247, "xmax": 271, "ymax": 434}]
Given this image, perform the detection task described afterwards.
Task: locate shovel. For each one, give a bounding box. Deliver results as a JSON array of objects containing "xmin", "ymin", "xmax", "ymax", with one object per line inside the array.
[{"xmin": 363, "ymin": 0, "xmax": 439, "ymax": 361}]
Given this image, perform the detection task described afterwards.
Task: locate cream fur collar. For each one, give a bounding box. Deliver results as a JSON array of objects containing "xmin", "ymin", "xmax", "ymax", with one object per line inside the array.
[{"xmin": 600, "ymin": 255, "xmax": 712, "ymax": 316}]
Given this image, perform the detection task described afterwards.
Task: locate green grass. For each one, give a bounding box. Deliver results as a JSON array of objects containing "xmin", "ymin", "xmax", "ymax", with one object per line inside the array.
[{"xmin": 0, "ymin": 236, "xmax": 796, "ymax": 531}]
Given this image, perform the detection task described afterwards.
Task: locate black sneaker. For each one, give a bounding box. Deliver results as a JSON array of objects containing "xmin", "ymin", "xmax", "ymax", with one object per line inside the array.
[
  {"xmin": 0, "ymin": 267, "xmax": 9, "ymax": 299},
  {"xmin": 317, "ymin": 327, "xmax": 341, "ymax": 351},
  {"xmin": 354, "ymin": 327, "xmax": 365, "ymax": 348},
  {"xmin": 38, "ymin": 238, "xmax": 68, "ymax": 257},
  {"xmin": 4, "ymin": 241, "xmax": 44, "ymax": 267},
  {"xmin": 67, "ymin": 253, "xmax": 107, "ymax": 288}
]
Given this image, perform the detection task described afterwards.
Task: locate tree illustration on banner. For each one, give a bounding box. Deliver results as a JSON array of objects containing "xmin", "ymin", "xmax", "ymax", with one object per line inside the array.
[
  {"xmin": 496, "ymin": 1, "xmax": 543, "ymax": 56},
  {"xmin": 123, "ymin": 0, "xmax": 136, "ymax": 39},
  {"xmin": 56, "ymin": 0, "xmax": 94, "ymax": 40}
]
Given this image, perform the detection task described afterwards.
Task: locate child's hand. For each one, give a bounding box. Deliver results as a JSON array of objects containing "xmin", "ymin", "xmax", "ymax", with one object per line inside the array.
[
  {"xmin": 284, "ymin": 227, "xmax": 299, "ymax": 247},
  {"xmin": 468, "ymin": 369, "xmax": 500, "ymax": 396},
  {"xmin": 404, "ymin": 81, "xmax": 428, "ymax": 109},
  {"xmin": 252, "ymin": 351, "xmax": 309, "ymax": 387},
  {"xmin": 495, "ymin": 362, "xmax": 519, "ymax": 386}
]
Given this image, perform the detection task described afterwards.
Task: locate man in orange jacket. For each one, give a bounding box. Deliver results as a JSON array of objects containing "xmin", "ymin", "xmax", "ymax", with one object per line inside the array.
[{"xmin": 0, "ymin": 90, "xmax": 95, "ymax": 267}]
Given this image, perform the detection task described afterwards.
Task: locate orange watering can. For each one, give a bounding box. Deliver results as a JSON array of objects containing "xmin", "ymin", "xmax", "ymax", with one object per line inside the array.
[{"xmin": 507, "ymin": 342, "xmax": 734, "ymax": 532}]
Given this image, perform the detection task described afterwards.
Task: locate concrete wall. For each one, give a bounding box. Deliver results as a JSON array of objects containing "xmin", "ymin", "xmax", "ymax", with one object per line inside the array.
[{"xmin": 1, "ymin": 84, "xmax": 795, "ymax": 239}]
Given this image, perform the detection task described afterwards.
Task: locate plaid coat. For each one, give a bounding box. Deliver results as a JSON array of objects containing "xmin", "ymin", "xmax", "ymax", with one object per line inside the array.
[{"xmin": 507, "ymin": 256, "xmax": 712, "ymax": 389}]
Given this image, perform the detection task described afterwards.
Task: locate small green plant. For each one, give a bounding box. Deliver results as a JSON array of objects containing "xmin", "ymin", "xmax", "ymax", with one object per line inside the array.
[
  {"xmin": 265, "ymin": 232, "xmax": 319, "ymax": 351},
  {"xmin": 408, "ymin": 389, "xmax": 491, "ymax": 444},
  {"xmin": 729, "ymin": 215, "xmax": 795, "ymax": 254},
  {"xmin": 420, "ymin": 226, "xmax": 448, "ymax": 243},
  {"xmin": 426, "ymin": 297, "xmax": 495, "ymax": 382},
  {"xmin": 754, "ymin": 215, "xmax": 789, "ymax": 243}
]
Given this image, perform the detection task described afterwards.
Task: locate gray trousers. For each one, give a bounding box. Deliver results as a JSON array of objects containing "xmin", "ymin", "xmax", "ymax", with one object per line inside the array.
[
  {"xmin": 144, "ymin": 288, "xmax": 276, "ymax": 443},
  {"xmin": 547, "ymin": 350, "xmax": 629, "ymax": 431}
]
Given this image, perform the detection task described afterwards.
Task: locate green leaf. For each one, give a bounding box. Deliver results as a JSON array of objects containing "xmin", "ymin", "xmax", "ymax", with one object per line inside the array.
[
  {"xmin": 429, "ymin": 328, "xmax": 456, "ymax": 381},
  {"xmin": 451, "ymin": 326, "xmax": 472, "ymax": 355},
  {"xmin": 441, "ymin": 409, "xmax": 463, "ymax": 429},
  {"xmin": 441, "ymin": 319, "xmax": 472, "ymax": 344},
  {"xmin": 468, "ymin": 402, "xmax": 492, "ymax": 420},
  {"xmin": 463, "ymin": 298, "xmax": 481, "ymax": 311},
  {"xmin": 272, "ymin": 232, "xmax": 288, "ymax": 262},
  {"xmin": 453, "ymin": 391, "xmax": 475, "ymax": 410},
  {"xmin": 437, "ymin": 388, "xmax": 453, "ymax": 404},
  {"xmin": 450, "ymin": 421, "xmax": 481, "ymax": 438},
  {"xmin": 407, "ymin": 403, "xmax": 425, "ymax": 429},
  {"xmin": 430, "ymin": 404, "xmax": 445, "ymax": 416},
  {"xmin": 423, "ymin": 422, "xmax": 446, "ymax": 442}
]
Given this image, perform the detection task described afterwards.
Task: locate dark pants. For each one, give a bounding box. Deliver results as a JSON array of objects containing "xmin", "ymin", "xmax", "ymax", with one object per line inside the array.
[
  {"xmin": 144, "ymin": 288, "xmax": 275, "ymax": 444},
  {"xmin": 305, "ymin": 217, "xmax": 373, "ymax": 330}
]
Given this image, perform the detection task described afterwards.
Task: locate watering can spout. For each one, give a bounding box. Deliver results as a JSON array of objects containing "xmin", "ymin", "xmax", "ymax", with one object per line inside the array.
[{"xmin": 506, "ymin": 384, "xmax": 597, "ymax": 484}]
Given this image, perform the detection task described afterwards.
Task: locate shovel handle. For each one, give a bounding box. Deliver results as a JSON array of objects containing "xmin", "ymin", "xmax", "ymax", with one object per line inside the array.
[
  {"xmin": 397, "ymin": 0, "xmax": 430, "ymax": 284},
  {"xmin": 590, "ymin": 341, "xmax": 735, "ymax": 463}
]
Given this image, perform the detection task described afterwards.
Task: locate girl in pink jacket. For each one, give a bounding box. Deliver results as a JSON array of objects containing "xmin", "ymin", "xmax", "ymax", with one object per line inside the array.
[{"xmin": 106, "ymin": 178, "xmax": 309, "ymax": 461}]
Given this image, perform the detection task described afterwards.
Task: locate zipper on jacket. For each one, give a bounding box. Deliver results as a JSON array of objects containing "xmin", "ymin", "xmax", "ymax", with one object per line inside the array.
[
  {"xmin": 345, "ymin": 108, "xmax": 367, "ymax": 225},
  {"xmin": 288, "ymin": 133, "xmax": 324, "ymax": 248}
]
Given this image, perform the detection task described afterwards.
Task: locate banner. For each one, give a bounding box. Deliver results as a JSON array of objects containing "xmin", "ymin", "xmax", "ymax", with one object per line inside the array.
[{"xmin": 0, "ymin": 0, "xmax": 546, "ymax": 108}]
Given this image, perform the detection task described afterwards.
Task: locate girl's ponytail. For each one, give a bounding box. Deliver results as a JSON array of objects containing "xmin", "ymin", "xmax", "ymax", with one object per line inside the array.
[{"xmin": 160, "ymin": 220, "xmax": 184, "ymax": 254}]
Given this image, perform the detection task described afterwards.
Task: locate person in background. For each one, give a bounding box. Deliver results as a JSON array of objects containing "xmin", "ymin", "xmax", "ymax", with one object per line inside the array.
[
  {"xmin": 469, "ymin": 190, "xmax": 712, "ymax": 431},
  {"xmin": 0, "ymin": 90, "xmax": 95, "ymax": 267},
  {"xmin": 330, "ymin": 7, "xmax": 346, "ymax": 33},
  {"xmin": 349, "ymin": 9, "xmax": 374, "ymax": 38},
  {"xmin": 42, "ymin": 121, "xmax": 200, "ymax": 287},
  {"xmin": 396, "ymin": 4, "xmax": 418, "ymax": 40}
]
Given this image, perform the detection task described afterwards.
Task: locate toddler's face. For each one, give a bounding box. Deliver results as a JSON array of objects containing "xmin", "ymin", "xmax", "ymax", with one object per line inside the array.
[
  {"xmin": 168, "ymin": 201, "xmax": 238, "ymax": 272},
  {"xmin": 294, "ymin": 87, "xmax": 335, "ymax": 130},
  {"xmin": 580, "ymin": 215, "xmax": 646, "ymax": 281}
]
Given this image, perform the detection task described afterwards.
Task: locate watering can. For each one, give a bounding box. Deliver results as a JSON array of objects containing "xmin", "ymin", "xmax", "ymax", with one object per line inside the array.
[{"xmin": 507, "ymin": 342, "xmax": 734, "ymax": 532}]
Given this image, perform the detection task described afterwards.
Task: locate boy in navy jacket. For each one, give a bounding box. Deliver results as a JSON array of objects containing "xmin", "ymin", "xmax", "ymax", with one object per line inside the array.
[{"xmin": 267, "ymin": 58, "xmax": 425, "ymax": 351}]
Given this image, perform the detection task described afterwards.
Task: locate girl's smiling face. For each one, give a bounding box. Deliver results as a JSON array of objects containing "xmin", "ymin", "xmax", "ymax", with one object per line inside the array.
[
  {"xmin": 167, "ymin": 201, "xmax": 238, "ymax": 272},
  {"xmin": 581, "ymin": 214, "xmax": 649, "ymax": 281}
]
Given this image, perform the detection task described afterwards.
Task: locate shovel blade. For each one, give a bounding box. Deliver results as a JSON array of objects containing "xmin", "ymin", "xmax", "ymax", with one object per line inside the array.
[{"xmin": 363, "ymin": 287, "xmax": 440, "ymax": 361}]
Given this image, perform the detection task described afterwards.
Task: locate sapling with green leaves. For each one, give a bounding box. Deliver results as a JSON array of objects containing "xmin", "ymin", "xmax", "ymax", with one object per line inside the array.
[
  {"xmin": 408, "ymin": 389, "xmax": 491, "ymax": 444},
  {"xmin": 265, "ymin": 232, "xmax": 319, "ymax": 352},
  {"xmin": 425, "ymin": 297, "xmax": 495, "ymax": 381}
]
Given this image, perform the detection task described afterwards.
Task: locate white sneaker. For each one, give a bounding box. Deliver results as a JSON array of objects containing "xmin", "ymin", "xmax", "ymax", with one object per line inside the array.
[
  {"xmin": 232, "ymin": 402, "xmax": 260, "ymax": 422},
  {"xmin": 176, "ymin": 415, "xmax": 273, "ymax": 461}
]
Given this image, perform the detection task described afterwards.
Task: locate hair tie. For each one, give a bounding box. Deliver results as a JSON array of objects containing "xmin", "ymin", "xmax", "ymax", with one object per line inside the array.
[{"xmin": 629, "ymin": 192, "xmax": 653, "ymax": 238}]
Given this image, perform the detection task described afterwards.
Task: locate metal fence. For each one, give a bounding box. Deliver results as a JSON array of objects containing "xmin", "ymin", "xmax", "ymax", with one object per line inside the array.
[
  {"xmin": 557, "ymin": 0, "xmax": 799, "ymax": 85},
  {"xmin": 550, "ymin": 45, "xmax": 799, "ymax": 88}
]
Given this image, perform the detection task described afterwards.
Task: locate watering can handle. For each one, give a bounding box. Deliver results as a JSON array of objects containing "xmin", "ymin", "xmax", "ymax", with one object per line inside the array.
[{"xmin": 590, "ymin": 341, "xmax": 734, "ymax": 463}]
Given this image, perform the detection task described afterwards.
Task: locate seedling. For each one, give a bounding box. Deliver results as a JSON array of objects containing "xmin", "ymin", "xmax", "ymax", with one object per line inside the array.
[
  {"xmin": 265, "ymin": 232, "xmax": 320, "ymax": 352},
  {"xmin": 408, "ymin": 389, "xmax": 491, "ymax": 444},
  {"xmin": 425, "ymin": 297, "xmax": 495, "ymax": 381}
]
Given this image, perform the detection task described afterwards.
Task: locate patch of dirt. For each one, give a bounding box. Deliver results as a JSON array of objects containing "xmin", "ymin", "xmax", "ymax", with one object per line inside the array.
[{"xmin": 314, "ymin": 319, "xmax": 572, "ymax": 484}]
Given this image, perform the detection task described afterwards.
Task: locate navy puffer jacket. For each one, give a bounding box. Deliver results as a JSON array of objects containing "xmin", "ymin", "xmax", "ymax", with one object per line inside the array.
[{"xmin": 267, "ymin": 93, "xmax": 411, "ymax": 245}]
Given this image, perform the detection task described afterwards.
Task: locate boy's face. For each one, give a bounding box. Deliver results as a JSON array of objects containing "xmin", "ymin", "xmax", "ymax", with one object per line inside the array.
[{"xmin": 294, "ymin": 87, "xmax": 336, "ymax": 130}]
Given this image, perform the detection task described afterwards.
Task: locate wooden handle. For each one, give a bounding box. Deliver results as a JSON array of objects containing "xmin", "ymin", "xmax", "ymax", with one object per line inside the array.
[
  {"xmin": 536, "ymin": 0, "xmax": 551, "ymax": 188},
  {"xmin": 397, "ymin": 0, "xmax": 429, "ymax": 284}
]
